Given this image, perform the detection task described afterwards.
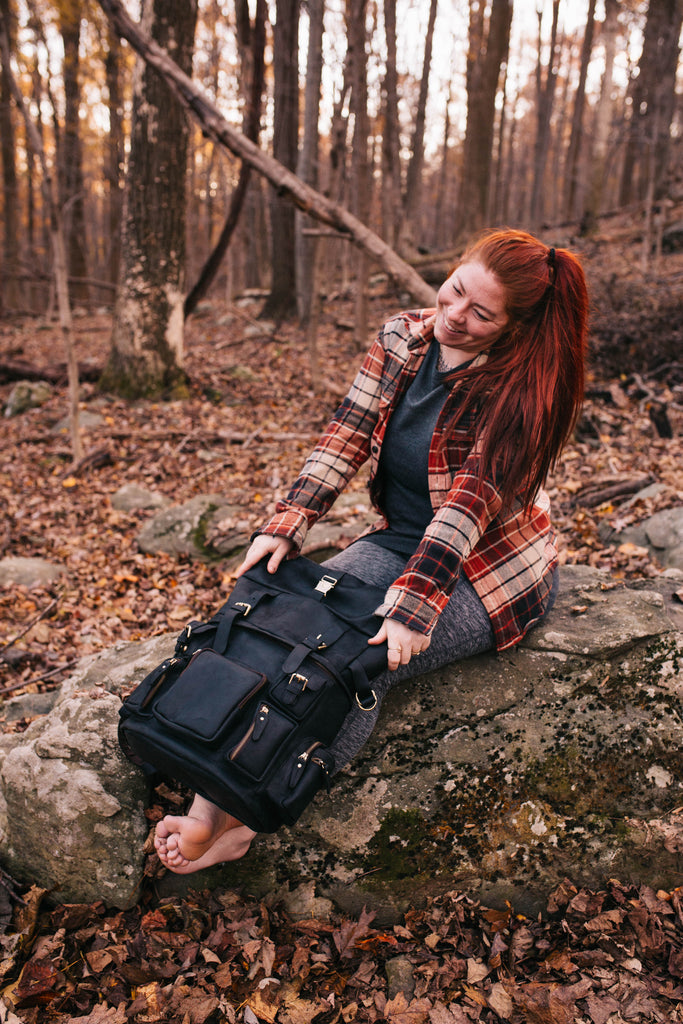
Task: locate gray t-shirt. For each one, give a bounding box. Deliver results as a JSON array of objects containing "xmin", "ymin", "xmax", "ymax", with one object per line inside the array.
[{"xmin": 367, "ymin": 343, "xmax": 455, "ymax": 558}]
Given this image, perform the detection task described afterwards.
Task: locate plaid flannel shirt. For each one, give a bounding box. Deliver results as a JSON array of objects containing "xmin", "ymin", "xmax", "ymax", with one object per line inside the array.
[{"xmin": 258, "ymin": 309, "xmax": 557, "ymax": 651}]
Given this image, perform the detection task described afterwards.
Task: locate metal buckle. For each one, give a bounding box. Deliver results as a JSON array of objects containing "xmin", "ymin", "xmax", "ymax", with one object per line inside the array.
[
  {"xmin": 288, "ymin": 673, "xmax": 308, "ymax": 691},
  {"xmin": 235, "ymin": 601, "xmax": 252, "ymax": 616},
  {"xmin": 314, "ymin": 575, "xmax": 338, "ymax": 596},
  {"xmin": 356, "ymin": 689, "xmax": 377, "ymax": 711}
]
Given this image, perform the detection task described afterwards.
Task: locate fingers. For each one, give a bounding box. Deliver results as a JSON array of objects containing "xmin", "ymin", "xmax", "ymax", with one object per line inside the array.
[
  {"xmin": 235, "ymin": 536, "xmax": 295, "ymax": 577},
  {"xmin": 369, "ymin": 620, "xmax": 431, "ymax": 671}
]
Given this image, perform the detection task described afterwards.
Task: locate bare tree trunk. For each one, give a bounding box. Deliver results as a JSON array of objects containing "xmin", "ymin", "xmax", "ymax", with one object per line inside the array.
[
  {"xmin": 398, "ymin": 0, "xmax": 438, "ymax": 255},
  {"xmin": 0, "ymin": 11, "xmax": 81, "ymax": 463},
  {"xmin": 432, "ymin": 83, "xmax": 453, "ymax": 249},
  {"xmin": 490, "ymin": 59, "xmax": 508, "ymax": 223},
  {"xmin": 347, "ymin": 0, "xmax": 371, "ymax": 352},
  {"xmin": 549, "ymin": 35, "xmax": 572, "ymax": 224},
  {"xmin": 0, "ymin": 0, "xmax": 19, "ymax": 313},
  {"xmin": 324, "ymin": 71, "xmax": 351, "ymax": 290},
  {"xmin": 580, "ymin": 0, "xmax": 619, "ymax": 234},
  {"xmin": 101, "ymin": 0, "xmax": 198, "ymax": 400},
  {"xmin": 381, "ymin": 0, "xmax": 401, "ymax": 249},
  {"xmin": 59, "ymin": 0, "xmax": 89, "ymax": 306},
  {"xmin": 459, "ymin": 0, "xmax": 513, "ymax": 235},
  {"xmin": 96, "ymin": 0, "xmax": 436, "ymax": 307},
  {"xmin": 295, "ymin": 0, "xmax": 324, "ymax": 324},
  {"xmin": 563, "ymin": 0, "xmax": 597, "ymax": 221},
  {"xmin": 261, "ymin": 0, "xmax": 300, "ymax": 321},
  {"xmin": 619, "ymin": 0, "xmax": 683, "ymax": 206},
  {"xmin": 103, "ymin": 24, "xmax": 124, "ymax": 287},
  {"xmin": 529, "ymin": 0, "xmax": 560, "ymax": 229},
  {"xmin": 184, "ymin": 0, "xmax": 266, "ymax": 318}
]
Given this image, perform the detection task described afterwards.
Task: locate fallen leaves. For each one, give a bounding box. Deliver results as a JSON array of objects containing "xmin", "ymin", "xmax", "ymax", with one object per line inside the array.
[{"xmin": 0, "ymin": 878, "xmax": 682, "ymax": 1022}]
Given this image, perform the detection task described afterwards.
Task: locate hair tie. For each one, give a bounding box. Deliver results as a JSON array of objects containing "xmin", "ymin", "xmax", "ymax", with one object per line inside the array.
[{"xmin": 547, "ymin": 246, "xmax": 556, "ymax": 268}]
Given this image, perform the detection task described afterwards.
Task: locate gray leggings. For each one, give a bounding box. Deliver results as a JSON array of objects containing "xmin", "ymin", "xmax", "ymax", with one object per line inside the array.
[{"xmin": 322, "ymin": 541, "xmax": 497, "ymax": 772}]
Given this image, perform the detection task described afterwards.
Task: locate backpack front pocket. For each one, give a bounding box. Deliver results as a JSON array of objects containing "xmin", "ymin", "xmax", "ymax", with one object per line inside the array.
[
  {"xmin": 154, "ymin": 649, "xmax": 266, "ymax": 744},
  {"xmin": 229, "ymin": 703, "xmax": 294, "ymax": 778}
]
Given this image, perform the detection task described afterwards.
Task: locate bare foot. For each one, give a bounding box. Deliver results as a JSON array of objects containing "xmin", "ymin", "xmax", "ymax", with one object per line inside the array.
[{"xmin": 154, "ymin": 794, "xmax": 256, "ymax": 873}]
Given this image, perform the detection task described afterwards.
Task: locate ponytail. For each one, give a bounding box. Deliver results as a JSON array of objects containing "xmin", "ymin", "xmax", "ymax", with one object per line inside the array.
[{"xmin": 442, "ymin": 229, "xmax": 589, "ymax": 512}]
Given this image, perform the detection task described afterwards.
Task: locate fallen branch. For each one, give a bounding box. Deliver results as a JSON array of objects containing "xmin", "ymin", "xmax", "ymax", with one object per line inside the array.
[
  {"xmin": 574, "ymin": 475, "xmax": 656, "ymax": 508},
  {"xmin": 68, "ymin": 445, "xmax": 115, "ymax": 477},
  {"xmin": 0, "ymin": 358, "xmax": 101, "ymax": 384},
  {"xmin": 0, "ymin": 659, "xmax": 81, "ymax": 695}
]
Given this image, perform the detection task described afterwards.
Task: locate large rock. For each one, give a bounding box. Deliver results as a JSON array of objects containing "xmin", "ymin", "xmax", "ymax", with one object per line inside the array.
[
  {"xmin": 137, "ymin": 495, "xmax": 249, "ymax": 560},
  {"xmin": 0, "ymin": 687, "xmax": 149, "ymax": 907},
  {"xmin": 0, "ymin": 568, "xmax": 682, "ymax": 918},
  {"xmin": 137, "ymin": 491, "xmax": 377, "ymax": 565}
]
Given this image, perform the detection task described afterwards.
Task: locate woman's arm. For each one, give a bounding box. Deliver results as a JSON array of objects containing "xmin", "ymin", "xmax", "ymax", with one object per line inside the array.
[{"xmin": 254, "ymin": 327, "xmax": 398, "ymax": 552}]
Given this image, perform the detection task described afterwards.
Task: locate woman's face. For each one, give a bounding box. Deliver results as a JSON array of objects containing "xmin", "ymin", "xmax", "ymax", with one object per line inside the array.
[{"xmin": 434, "ymin": 261, "xmax": 509, "ymax": 364}]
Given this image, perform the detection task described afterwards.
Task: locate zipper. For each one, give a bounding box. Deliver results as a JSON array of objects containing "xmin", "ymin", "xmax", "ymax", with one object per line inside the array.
[
  {"xmin": 229, "ymin": 703, "xmax": 270, "ymax": 761},
  {"xmin": 140, "ymin": 657, "xmax": 181, "ymax": 709},
  {"xmin": 288, "ymin": 741, "xmax": 323, "ymax": 788}
]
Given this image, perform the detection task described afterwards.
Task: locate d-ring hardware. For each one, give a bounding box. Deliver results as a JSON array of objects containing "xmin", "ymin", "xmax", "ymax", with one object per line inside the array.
[{"xmin": 356, "ymin": 689, "xmax": 377, "ymax": 711}]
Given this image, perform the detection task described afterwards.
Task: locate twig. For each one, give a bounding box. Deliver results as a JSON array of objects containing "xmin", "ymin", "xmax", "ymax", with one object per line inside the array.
[
  {"xmin": 68, "ymin": 445, "xmax": 114, "ymax": 477},
  {"xmin": 0, "ymin": 658, "xmax": 80, "ymax": 695},
  {"xmin": 0, "ymin": 866, "xmax": 26, "ymax": 907},
  {"xmin": 0, "ymin": 589, "xmax": 64, "ymax": 660}
]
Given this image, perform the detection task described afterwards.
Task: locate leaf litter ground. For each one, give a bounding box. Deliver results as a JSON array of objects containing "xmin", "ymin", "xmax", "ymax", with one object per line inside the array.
[{"xmin": 1, "ymin": 279, "xmax": 683, "ymax": 1023}]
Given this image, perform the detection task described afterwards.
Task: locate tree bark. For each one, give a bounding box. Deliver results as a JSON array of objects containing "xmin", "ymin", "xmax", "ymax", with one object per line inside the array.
[
  {"xmin": 399, "ymin": 0, "xmax": 438, "ymax": 254},
  {"xmin": 101, "ymin": 0, "xmax": 198, "ymax": 400},
  {"xmin": 380, "ymin": 0, "xmax": 401, "ymax": 249},
  {"xmin": 0, "ymin": 12, "xmax": 82, "ymax": 463},
  {"xmin": 529, "ymin": 0, "xmax": 560, "ymax": 229},
  {"xmin": 562, "ymin": 0, "xmax": 597, "ymax": 221},
  {"xmin": 347, "ymin": 0, "xmax": 371, "ymax": 351},
  {"xmin": 184, "ymin": 0, "xmax": 266, "ymax": 318},
  {"xmin": 58, "ymin": 0, "xmax": 89, "ymax": 305},
  {"xmin": 103, "ymin": 23, "xmax": 124, "ymax": 286},
  {"xmin": 459, "ymin": 0, "xmax": 513, "ymax": 234},
  {"xmin": 96, "ymin": 0, "xmax": 436, "ymax": 307},
  {"xmin": 619, "ymin": 0, "xmax": 683, "ymax": 205},
  {"xmin": 0, "ymin": 0, "xmax": 19, "ymax": 313},
  {"xmin": 295, "ymin": 0, "xmax": 324, "ymax": 324},
  {"xmin": 580, "ymin": 0, "xmax": 619, "ymax": 235},
  {"xmin": 261, "ymin": 0, "xmax": 300, "ymax": 321}
]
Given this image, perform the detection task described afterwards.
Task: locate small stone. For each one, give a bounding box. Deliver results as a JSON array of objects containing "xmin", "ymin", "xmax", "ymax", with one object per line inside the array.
[
  {"xmin": 385, "ymin": 956, "xmax": 415, "ymax": 999},
  {"xmin": 0, "ymin": 556, "xmax": 66, "ymax": 587},
  {"xmin": 4, "ymin": 380, "xmax": 52, "ymax": 417}
]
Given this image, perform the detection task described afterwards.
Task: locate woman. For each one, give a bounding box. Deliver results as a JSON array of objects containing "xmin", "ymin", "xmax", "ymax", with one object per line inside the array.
[{"xmin": 155, "ymin": 228, "xmax": 589, "ymax": 873}]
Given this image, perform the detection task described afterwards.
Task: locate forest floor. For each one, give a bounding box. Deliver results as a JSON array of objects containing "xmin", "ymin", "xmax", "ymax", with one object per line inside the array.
[{"xmin": 1, "ymin": 229, "xmax": 683, "ymax": 1022}]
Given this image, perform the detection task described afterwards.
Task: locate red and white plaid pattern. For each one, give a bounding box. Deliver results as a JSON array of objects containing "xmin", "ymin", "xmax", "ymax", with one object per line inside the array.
[{"xmin": 258, "ymin": 309, "xmax": 557, "ymax": 650}]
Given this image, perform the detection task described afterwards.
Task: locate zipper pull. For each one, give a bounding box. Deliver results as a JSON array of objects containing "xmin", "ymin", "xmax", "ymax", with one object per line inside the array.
[{"xmin": 251, "ymin": 704, "xmax": 270, "ymax": 741}]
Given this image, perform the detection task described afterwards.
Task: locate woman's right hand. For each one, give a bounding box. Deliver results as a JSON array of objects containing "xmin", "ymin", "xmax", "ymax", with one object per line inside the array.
[{"xmin": 235, "ymin": 534, "xmax": 296, "ymax": 577}]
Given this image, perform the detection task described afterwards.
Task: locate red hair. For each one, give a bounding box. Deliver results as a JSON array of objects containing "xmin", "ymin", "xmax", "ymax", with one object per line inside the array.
[{"xmin": 444, "ymin": 228, "xmax": 588, "ymax": 512}]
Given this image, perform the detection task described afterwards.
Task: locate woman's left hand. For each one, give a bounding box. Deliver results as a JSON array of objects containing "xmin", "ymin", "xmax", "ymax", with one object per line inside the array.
[{"xmin": 368, "ymin": 619, "xmax": 431, "ymax": 671}]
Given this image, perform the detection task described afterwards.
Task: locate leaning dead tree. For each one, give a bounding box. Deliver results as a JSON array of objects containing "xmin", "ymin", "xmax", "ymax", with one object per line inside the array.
[{"xmin": 96, "ymin": 0, "xmax": 437, "ymax": 309}]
